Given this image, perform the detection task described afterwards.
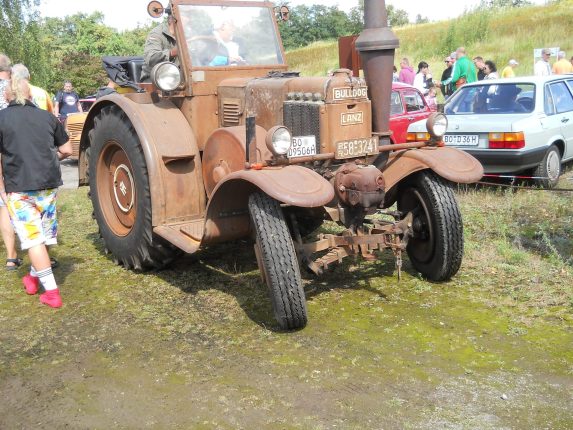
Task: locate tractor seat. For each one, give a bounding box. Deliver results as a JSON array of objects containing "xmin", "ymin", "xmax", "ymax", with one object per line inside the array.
[{"xmin": 127, "ymin": 58, "xmax": 144, "ymax": 83}]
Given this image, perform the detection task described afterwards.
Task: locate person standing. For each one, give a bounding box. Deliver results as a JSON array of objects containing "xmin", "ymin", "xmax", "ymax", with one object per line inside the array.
[
  {"xmin": 0, "ymin": 53, "xmax": 21, "ymax": 271},
  {"xmin": 501, "ymin": 59, "xmax": 519, "ymax": 78},
  {"xmin": 440, "ymin": 54, "xmax": 455, "ymax": 98},
  {"xmin": 53, "ymin": 80, "xmax": 82, "ymax": 120},
  {"xmin": 11, "ymin": 64, "xmax": 54, "ymax": 113},
  {"xmin": 413, "ymin": 61, "xmax": 433, "ymax": 96},
  {"xmin": 473, "ymin": 56, "xmax": 486, "ymax": 80},
  {"xmin": 0, "ymin": 78, "xmax": 72, "ymax": 307},
  {"xmin": 534, "ymin": 48, "xmax": 552, "ymax": 76},
  {"xmin": 440, "ymin": 47, "xmax": 477, "ymax": 91},
  {"xmin": 483, "ymin": 60, "xmax": 499, "ymax": 79},
  {"xmin": 398, "ymin": 58, "xmax": 415, "ymax": 85},
  {"xmin": 140, "ymin": 7, "xmax": 178, "ymax": 82},
  {"xmin": 552, "ymin": 51, "xmax": 573, "ymax": 75}
]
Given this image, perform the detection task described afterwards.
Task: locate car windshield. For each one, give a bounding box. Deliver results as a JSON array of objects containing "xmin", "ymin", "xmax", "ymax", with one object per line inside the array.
[
  {"xmin": 445, "ymin": 83, "xmax": 536, "ymax": 115},
  {"xmin": 179, "ymin": 4, "xmax": 284, "ymax": 67}
]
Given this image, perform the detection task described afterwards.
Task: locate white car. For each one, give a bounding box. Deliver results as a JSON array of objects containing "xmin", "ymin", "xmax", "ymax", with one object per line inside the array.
[{"xmin": 407, "ymin": 75, "xmax": 573, "ymax": 187}]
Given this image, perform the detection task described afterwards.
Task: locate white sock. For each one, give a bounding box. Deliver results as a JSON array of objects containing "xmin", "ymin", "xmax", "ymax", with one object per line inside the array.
[{"xmin": 36, "ymin": 267, "xmax": 58, "ymax": 291}]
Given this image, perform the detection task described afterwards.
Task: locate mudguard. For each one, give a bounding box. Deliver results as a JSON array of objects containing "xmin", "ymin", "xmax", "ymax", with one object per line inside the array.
[
  {"xmin": 381, "ymin": 146, "xmax": 484, "ymax": 191},
  {"xmin": 201, "ymin": 166, "xmax": 334, "ymax": 244},
  {"xmin": 78, "ymin": 92, "xmax": 206, "ymax": 226}
]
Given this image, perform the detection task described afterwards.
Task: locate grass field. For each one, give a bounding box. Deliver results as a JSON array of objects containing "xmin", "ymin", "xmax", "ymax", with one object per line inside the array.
[
  {"xmin": 0, "ymin": 169, "xmax": 572, "ymax": 428},
  {"xmin": 286, "ymin": 1, "xmax": 573, "ymax": 80}
]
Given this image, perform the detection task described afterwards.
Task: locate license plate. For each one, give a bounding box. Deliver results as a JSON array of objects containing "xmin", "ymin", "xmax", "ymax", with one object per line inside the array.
[
  {"xmin": 288, "ymin": 136, "xmax": 317, "ymax": 158},
  {"xmin": 444, "ymin": 134, "xmax": 479, "ymax": 146},
  {"xmin": 335, "ymin": 137, "xmax": 379, "ymax": 159}
]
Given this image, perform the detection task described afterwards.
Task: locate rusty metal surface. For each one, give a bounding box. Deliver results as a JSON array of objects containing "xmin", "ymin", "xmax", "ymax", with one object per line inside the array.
[
  {"xmin": 334, "ymin": 163, "xmax": 385, "ymax": 208},
  {"xmin": 201, "ymin": 125, "xmax": 271, "ymax": 196},
  {"xmin": 212, "ymin": 166, "xmax": 334, "ymax": 208},
  {"xmin": 355, "ymin": 0, "xmax": 399, "ymax": 154},
  {"xmin": 338, "ymin": 35, "xmax": 361, "ymax": 77},
  {"xmin": 381, "ymin": 147, "xmax": 484, "ymax": 193},
  {"xmin": 65, "ymin": 112, "xmax": 87, "ymax": 160},
  {"xmin": 201, "ymin": 166, "xmax": 334, "ymax": 245},
  {"xmin": 79, "ymin": 94, "xmax": 206, "ymax": 226}
]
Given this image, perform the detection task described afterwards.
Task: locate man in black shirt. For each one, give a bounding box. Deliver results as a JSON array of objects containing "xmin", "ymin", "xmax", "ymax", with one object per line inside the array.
[{"xmin": 0, "ymin": 78, "xmax": 72, "ymax": 308}]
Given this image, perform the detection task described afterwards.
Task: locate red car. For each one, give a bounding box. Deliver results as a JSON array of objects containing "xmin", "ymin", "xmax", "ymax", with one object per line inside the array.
[{"xmin": 389, "ymin": 82, "xmax": 432, "ymax": 144}]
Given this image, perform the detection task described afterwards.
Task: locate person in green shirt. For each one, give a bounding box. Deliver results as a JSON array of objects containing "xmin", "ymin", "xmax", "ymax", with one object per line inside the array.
[{"xmin": 439, "ymin": 47, "xmax": 477, "ymax": 92}]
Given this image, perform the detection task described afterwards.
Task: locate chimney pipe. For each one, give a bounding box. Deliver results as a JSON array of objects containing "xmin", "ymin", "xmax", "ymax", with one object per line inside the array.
[{"xmin": 355, "ymin": 0, "xmax": 399, "ymax": 147}]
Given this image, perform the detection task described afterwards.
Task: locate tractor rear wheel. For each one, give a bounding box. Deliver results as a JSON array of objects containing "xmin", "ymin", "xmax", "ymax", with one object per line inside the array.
[{"xmin": 89, "ymin": 105, "xmax": 180, "ymax": 269}]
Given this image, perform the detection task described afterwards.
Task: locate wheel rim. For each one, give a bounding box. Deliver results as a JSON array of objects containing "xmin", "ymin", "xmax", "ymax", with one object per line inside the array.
[
  {"xmin": 546, "ymin": 150, "xmax": 560, "ymax": 181},
  {"xmin": 96, "ymin": 140, "xmax": 137, "ymax": 236},
  {"xmin": 399, "ymin": 187, "xmax": 435, "ymax": 264}
]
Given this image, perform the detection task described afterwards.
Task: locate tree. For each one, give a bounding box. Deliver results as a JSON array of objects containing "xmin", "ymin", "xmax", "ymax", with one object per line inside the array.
[
  {"xmin": 0, "ymin": 0, "xmax": 51, "ymax": 88},
  {"xmin": 415, "ymin": 14, "xmax": 429, "ymax": 24}
]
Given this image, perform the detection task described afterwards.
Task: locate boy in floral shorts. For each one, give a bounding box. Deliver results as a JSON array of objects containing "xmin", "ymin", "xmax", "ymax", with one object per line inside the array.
[{"xmin": 0, "ymin": 78, "xmax": 72, "ymax": 307}]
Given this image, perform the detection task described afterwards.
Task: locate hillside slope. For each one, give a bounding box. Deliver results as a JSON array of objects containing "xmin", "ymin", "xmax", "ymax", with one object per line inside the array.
[{"xmin": 286, "ymin": 1, "xmax": 573, "ymax": 78}]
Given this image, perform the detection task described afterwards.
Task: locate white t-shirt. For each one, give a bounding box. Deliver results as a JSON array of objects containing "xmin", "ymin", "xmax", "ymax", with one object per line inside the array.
[{"xmin": 534, "ymin": 59, "xmax": 551, "ymax": 76}]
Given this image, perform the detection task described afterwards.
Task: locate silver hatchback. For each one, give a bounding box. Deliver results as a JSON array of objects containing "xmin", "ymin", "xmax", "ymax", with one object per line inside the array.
[{"xmin": 407, "ymin": 75, "xmax": 573, "ymax": 187}]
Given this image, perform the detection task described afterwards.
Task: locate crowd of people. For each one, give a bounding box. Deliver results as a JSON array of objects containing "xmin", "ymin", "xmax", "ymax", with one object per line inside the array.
[
  {"xmin": 0, "ymin": 53, "xmax": 73, "ymax": 308},
  {"xmin": 395, "ymin": 46, "xmax": 573, "ymax": 106}
]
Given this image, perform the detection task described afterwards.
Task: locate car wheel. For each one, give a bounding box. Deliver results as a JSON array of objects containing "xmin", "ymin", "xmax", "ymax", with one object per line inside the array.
[
  {"xmin": 397, "ymin": 170, "xmax": 464, "ymax": 282},
  {"xmin": 89, "ymin": 105, "xmax": 181, "ymax": 270},
  {"xmin": 248, "ymin": 192, "xmax": 307, "ymax": 330},
  {"xmin": 533, "ymin": 145, "xmax": 561, "ymax": 188}
]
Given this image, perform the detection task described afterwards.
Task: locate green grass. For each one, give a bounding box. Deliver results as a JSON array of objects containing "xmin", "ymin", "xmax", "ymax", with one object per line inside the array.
[
  {"xmin": 286, "ymin": 1, "xmax": 573, "ymax": 79},
  {"xmin": 0, "ymin": 174, "xmax": 572, "ymax": 427}
]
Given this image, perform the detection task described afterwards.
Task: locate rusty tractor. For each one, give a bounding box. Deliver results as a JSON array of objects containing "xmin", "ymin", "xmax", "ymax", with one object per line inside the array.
[{"xmin": 77, "ymin": 0, "xmax": 483, "ymax": 330}]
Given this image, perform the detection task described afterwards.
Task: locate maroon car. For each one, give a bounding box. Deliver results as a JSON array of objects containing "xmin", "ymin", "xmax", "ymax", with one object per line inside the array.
[{"xmin": 389, "ymin": 82, "xmax": 432, "ymax": 144}]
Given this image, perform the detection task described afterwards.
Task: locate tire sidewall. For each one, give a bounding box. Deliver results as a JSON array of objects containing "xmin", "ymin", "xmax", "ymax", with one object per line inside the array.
[{"xmin": 89, "ymin": 109, "xmax": 152, "ymax": 261}]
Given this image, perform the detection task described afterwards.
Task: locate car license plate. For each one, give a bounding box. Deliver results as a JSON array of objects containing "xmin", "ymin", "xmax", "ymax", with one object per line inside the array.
[
  {"xmin": 443, "ymin": 134, "xmax": 479, "ymax": 146},
  {"xmin": 335, "ymin": 137, "xmax": 379, "ymax": 159},
  {"xmin": 288, "ymin": 136, "xmax": 317, "ymax": 158}
]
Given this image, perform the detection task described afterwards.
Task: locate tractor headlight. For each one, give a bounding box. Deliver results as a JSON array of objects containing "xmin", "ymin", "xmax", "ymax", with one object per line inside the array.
[
  {"xmin": 151, "ymin": 62, "xmax": 182, "ymax": 92},
  {"xmin": 426, "ymin": 112, "xmax": 448, "ymax": 138},
  {"xmin": 266, "ymin": 126, "xmax": 292, "ymax": 156}
]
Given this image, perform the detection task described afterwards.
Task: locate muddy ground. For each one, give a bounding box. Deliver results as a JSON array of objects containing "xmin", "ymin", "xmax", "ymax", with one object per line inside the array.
[{"xmin": 1, "ymin": 187, "xmax": 572, "ymax": 429}]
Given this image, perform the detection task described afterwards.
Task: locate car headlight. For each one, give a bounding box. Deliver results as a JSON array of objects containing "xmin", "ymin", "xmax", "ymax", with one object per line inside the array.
[
  {"xmin": 265, "ymin": 126, "xmax": 292, "ymax": 156},
  {"xmin": 426, "ymin": 112, "xmax": 448, "ymax": 138},
  {"xmin": 151, "ymin": 62, "xmax": 182, "ymax": 92}
]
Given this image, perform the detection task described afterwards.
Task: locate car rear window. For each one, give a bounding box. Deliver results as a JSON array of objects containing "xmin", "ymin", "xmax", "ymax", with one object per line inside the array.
[{"xmin": 445, "ymin": 83, "xmax": 535, "ymax": 115}]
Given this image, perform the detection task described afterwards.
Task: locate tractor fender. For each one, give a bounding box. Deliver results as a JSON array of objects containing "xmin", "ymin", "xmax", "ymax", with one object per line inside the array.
[
  {"xmin": 79, "ymin": 92, "xmax": 206, "ymax": 226},
  {"xmin": 201, "ymin": 166, "xmax": 334, "ymax": 244},
  {"xmin": 381, "ymin": 146, "xmax": 484, "ymax": 191}
]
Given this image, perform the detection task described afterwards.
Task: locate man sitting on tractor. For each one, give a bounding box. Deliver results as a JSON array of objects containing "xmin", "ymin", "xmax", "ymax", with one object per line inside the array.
[{"xmin": 140, "ymin": 6, "xmax": 179, "ymax": 82}]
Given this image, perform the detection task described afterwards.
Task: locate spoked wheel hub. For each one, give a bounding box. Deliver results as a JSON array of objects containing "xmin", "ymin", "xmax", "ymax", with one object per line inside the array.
[
  {"xmin": 96, "ymin": 141, "xmax": 137, "ymax": 236},
  {"xmin": 400, "ymin": 188, "xmax": 434, "ymax": 264}
]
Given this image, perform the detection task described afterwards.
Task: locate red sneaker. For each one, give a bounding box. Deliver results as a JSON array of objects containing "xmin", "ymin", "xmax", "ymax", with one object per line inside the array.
[
  {"xmin": 22, "ymin": 274, "xmax": 39, "ymax": 295},
  {"xmin": 39, "ymin": 289, "xmax": 62, "ymax": 308}
]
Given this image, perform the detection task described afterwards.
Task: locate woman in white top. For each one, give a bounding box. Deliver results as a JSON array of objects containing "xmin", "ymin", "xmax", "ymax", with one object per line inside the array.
[
  {"xmin": 413, "ymin": 61, "xmax": 432, "ymax": 96},
  {"xmin": 484, "ymin": 60, "xmax": 499, "ymax": 80}
]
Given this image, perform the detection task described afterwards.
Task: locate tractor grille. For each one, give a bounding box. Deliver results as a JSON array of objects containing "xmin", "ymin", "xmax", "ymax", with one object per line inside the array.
[
  {"xmin": 284, "ymin": 101, "xmax": 321, "ymax": 152},
  {"xmin": 222, "ymin": 98, "xmax": 241, "ymax": 127},
  {"xmin": 67, "ymin": 122, "xmax": 83, "ymax": 158}
]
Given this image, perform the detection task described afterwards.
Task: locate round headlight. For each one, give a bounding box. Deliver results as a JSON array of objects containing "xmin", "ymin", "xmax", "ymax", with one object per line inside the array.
[
  {"xmin": 426, "ymin": 112, "xmax": 448, "ymax": 138},
  {"xmin": 151, "ymin": 62, "xmax": 182, "ymax": 92},
  {"xmin": 266, "ymin": 126, "xmax": 292, "ymax": 156}
]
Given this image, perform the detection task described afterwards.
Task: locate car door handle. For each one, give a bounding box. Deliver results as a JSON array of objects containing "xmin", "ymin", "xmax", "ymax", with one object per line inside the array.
[
  {"xmin": 407, "ymin": 116, "xmax": 415, "ymax": 121},
  {"xmin": 562, "ymin": 117, "xmax": 570, "ymax": 123}
]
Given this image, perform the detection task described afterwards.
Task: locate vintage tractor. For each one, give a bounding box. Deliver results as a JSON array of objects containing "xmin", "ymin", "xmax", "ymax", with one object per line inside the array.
[{"xmin": 77, "ymin": 0, "xmax": 483, "ymax": 330}]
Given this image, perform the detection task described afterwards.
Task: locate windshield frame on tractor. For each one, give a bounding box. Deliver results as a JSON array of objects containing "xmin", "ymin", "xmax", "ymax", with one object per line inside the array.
[{"xmin": 172, "ymin": 0, "xmax": 287, "ymax": 72}]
